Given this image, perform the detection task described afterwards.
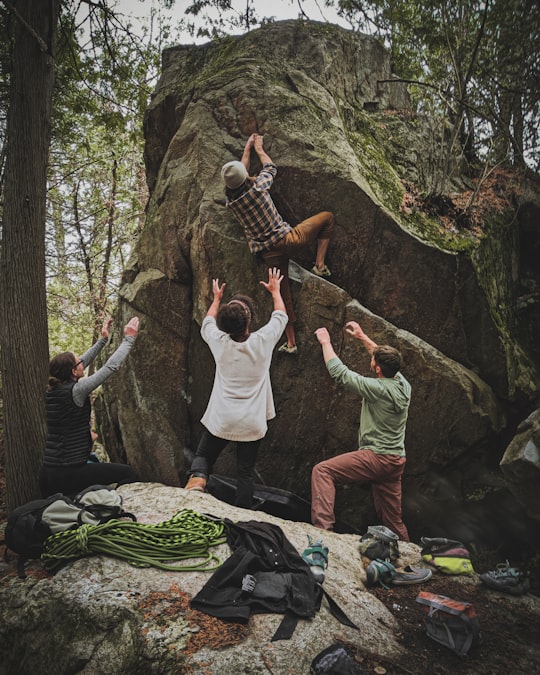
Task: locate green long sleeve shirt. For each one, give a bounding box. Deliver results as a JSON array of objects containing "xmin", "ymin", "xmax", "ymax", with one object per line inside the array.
[{"xmin": 326, "ymin": 356, "xmax": 411, "ymax": 456}]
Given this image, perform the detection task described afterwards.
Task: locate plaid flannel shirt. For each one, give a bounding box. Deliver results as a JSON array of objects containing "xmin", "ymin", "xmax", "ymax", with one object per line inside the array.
[{"xmin": 226, "ymin": 162, "xmax": 292, "ymax": 253}]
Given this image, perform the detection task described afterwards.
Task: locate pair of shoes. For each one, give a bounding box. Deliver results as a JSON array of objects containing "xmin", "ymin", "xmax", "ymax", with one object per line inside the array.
[
  {"xmin": 278, "ymin": 342, "xmax": 298, "ymax": 355},
  {"xmin": 480, "ymin": 561, "xmax": 530, "ymax": 596},
  {"xmin": 302, "ymin": 535, "xmax": 329, "ymax": 583},
  {"xmin": 392, "ymin": 565, "xmax": 433, "ymax": 585},
  {"xmin": 311, "ymin": 263, "xmax": 332, "ymax": 277},
  {"xmin": 185, "ymin": 475, "xmax": 207, "ymax": 492}
]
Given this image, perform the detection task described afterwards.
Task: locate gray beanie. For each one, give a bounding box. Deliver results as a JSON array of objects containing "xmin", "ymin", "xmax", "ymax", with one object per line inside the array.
[{"xmin": 221, "ymin": 161, "xmax": 248, "ymax": 189}]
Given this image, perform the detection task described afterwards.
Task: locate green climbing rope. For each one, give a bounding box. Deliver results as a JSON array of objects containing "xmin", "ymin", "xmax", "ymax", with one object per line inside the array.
[{"xmin": 41, "ymin": 508, "xmax": 227, "ymax": 573}]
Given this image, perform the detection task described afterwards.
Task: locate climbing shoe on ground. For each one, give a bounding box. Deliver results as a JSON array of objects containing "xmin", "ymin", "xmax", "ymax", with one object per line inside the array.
[
  {"xmin": 480, "ymin": 562, "xmax": 530, "ymax": 596},
  {"xmin": 311, "ymin": 263, "xmax": 332, "ymax": 278},
  {"xmin": 366, "ymin": 559, "xmax": 395, "ymax": 588},
  {"xmin": 302, "ymin": 534, "xmax": 328, "ymax": 583},
  {"xmin": 391, "ymin": 565, "xmax": 433, "ymax": 585},
  {"xmin": 278, "ymin": 342, "xmax": 298, "ymax": 355},
  {"xmin": 185, "ymin": 475, "xmax": 207, "ymax": 492}
]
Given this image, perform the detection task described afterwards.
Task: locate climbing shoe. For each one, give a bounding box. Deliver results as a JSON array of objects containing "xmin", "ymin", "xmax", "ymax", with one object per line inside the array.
[
  {"xmin": 480, "ymin": 562, "xmax": 530, "ymax": 596},
  {"xmin": 302, "ymin": 534, "xmax": 329, "ymax": 583},
  {"xmin": 278, "ymin": 342, "xmax": 298, "ymax": 355},
  {"xmin": 311, "ymin": 263, "xmax": 332, "ymax": 278},
  {"xmin": 366, "ymin": 559, "xmax": 395, "ymax": 588},
  {"xmin": 392, "ymin": 565, "xmax": 433, "ymax": 585}
]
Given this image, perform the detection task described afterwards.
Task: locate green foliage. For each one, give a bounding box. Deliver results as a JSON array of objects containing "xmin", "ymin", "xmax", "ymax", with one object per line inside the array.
[
  {"xmin": 45, "ymin": 1, "xmax": 179, "ymax": 353},
  {"xmin": 326, "ymin": 0, "xmax": 540, "ymax": 172},
  {"xmin": 182, "ymin": 0, "xmax": 261, "ymax": 38}
]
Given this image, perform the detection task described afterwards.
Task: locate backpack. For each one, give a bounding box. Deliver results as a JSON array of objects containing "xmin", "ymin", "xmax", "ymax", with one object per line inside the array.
[
  {"xmin": 359, "ymin": 525, "xmax": 400, "ymax": 563},
  {"xmin": 420, "ymin": 537, "xmax": 475, "ymax": 575},
  {"xmin": 416, "ymin": 591, "xmax": 481, "ymax": 656},
  {"xmin": 3, "ymin": 485, "xmax": 135, "ymax": 578}
]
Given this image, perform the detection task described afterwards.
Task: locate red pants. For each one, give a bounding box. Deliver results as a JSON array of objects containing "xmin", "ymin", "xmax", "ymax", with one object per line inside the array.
[{"xmin": 311, "ymin": 448, "xmax": 409, "ymax": 541}]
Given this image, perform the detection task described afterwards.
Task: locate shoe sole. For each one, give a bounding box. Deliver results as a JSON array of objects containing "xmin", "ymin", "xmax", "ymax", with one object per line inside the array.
[
  {"xmin": 392, "ymin": 575, "xmax": 432, "ymax": 585},
  {"xmin": 278, "ymin": 346, "xmax": 298, "ymax": 355},
  {"xmin": 480, "ymin": 580, "xmax": 529, "ymax": 595},
  {"xmin": 392, "ymin": 568, "xmax": 432, "ymax": 585}
]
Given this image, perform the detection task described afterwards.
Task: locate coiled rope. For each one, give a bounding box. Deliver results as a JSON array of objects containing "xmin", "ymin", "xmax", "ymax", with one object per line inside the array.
[{"xmin": 41, "ymin": 509, "xmax": 226, "ymax": 573}]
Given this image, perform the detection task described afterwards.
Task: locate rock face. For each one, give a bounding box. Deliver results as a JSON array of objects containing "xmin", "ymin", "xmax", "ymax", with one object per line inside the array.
[
  {"xmin": 100, "ymin": 20, "xmax": 540, "ymax": 550},
  {"xmin": 500, "ymin": 409, "xmax": 540, "ymax": 520}
]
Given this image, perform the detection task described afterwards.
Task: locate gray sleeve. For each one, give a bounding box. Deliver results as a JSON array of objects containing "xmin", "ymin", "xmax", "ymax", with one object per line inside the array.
[
  {"xmin": 72, "ymin": 336, "xmax": 136, "ymax": 406},
  {"xmin": 79, "ymin": 337, "xmax": 108, "ymax": 368}
]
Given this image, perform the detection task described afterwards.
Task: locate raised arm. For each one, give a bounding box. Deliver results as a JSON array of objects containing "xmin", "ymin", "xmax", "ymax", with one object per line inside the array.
[
  {"xmin": 345, "ymin": 321, "xmax": 378, "ymax": 355},
  {"xmin": 72, "ymin": 317, "xmax": 140, "ymax": 405},
  {"xmin": 314, "ymin": 327, "xmax": 338, "ymax": 364},
  {"xmin": 206, "ymin": 279, "xmax": 227, "ymax": 319},
  {"xmin": 260, "ymin": 267, "xmax": 286, "ymax": 314},
  {"xmin": 253, "ymin": 133, "xmax": 273, "ymax": 166},
  {"xmin": 240, "ymin": 133, "xmax": 256, "ymax": 172}
]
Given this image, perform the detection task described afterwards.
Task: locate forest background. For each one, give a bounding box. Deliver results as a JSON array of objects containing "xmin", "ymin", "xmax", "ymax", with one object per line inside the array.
[{"xmin": 0, "ymin": 0, "xmax": 538, "ymax": 511}]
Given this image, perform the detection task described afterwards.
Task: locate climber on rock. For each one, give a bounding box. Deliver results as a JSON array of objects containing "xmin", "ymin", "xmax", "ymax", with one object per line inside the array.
[{"xmin": 221, "ymin": 133, "xmax": 335, "ymax": 355}]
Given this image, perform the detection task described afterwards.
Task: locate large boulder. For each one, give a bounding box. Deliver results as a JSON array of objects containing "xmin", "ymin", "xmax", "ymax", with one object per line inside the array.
[
  {"xmin": 99, "ymin": 20, "xmax": 540, "ymax": 549},
  {"xmin": 500, "ymin": 409, "xmax": 540, "ymax": 523},
  {"xmin": 0, "ymin": 483, "xmax": 410, "ymax": 674},
  {"xmin": 2, "ymin": 484, "xmax": 540, "ymax": 675}
]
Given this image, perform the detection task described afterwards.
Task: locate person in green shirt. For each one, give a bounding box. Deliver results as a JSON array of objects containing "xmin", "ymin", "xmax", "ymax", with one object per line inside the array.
[{"xmin": 311, "ymin": 321, "xmax": 411, "ymax": 541}]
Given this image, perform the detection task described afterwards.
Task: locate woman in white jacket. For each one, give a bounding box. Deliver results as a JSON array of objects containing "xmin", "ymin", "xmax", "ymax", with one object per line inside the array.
[{"xmin": 185, "ymin": 268, "xmax": 287, "ymax": 507}]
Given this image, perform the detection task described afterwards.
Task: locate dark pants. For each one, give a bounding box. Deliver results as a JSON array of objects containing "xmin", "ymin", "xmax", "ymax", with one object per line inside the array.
[
  {"xmin": 189, "ymin": 430, "xmax": 261, "ymax": 508},
  {"xmin": 40, "ymin": 462, "xmax": 138, "ymax": 498}
]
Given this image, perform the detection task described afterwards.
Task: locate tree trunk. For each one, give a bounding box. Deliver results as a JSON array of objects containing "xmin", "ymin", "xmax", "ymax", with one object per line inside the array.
[{"xmin": 0, "ymin": 0, "xmax": 59, "ymax": 510}]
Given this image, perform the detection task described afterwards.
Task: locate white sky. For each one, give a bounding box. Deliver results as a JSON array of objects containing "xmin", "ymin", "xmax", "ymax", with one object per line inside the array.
[{"xmin": 114, "ymin": 0, "xmax": 349, "ymax": 44}]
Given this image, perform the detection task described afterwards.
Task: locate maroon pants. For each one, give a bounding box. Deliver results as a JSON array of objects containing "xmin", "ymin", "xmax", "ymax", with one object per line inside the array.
[{"xmin": 311, "ymin": 448, "xmax": 409, "ymax": 541}]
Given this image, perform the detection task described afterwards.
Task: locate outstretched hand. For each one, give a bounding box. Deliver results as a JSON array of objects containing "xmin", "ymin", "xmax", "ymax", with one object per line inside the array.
[
  {"xmin": 314, "ymin": 327, "xmax": 331, "ymax": 345},
  {"xmin": 260, "ymin": 267, "xmax": 283, "ymax": 294},
  {"xmin": 253, "ymin": 133, "xmax": 265, "ymax": 152},
  {"xmin": 124, "ymin": 317, "xmax": 139, "ymax": 337},
  {"xmin": 344, "ymin": 321, "xmax": 365, "ymax": 340},
  {"xmin": 101, "ymin": 317, "xmax": 113, "ymax": 339},
  {"xmin": 212, "ymin": 279, "xmax": 226, "ymax": 301}
]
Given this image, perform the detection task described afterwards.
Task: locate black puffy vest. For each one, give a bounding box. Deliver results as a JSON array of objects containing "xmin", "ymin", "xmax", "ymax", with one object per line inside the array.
[{"xmin": 43, "ymin": 383, "xmax": 92, "ymax": 466}]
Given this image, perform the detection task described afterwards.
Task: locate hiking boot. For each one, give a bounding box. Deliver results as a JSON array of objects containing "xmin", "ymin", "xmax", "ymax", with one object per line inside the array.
[
  {"xmin": 311, "ymin": 263, "xmax": 332, "ymax": 278},
  {"xmin": 278, "ymin": 342, "xmax": 298, "ymax": 355},
  {"xmin": 185, "ymin": 475, "xmax": 207, "ymax": 492},
  {"xmin": 480, "ymin": 562, "xmax": 530, "ymax": 596},
  {"xmin": 392, "ymin": 565, "xmax": 433, "ymax": 585}
]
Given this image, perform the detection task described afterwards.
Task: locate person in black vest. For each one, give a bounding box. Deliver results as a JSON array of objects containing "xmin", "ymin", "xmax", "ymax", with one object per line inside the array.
[{"xmin": 39, "ymin": 317, "xmax": 140, "ymax": 497}]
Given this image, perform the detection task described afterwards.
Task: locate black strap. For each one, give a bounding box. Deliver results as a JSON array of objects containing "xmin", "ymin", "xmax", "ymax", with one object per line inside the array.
[
  {"xmin": 271, "ymin": 588, "xmax": 358, "ymax": 642},
  {"xmin": 77, "ymin": 505, "xmax": 137, "ymax": 525},
  {"xmin": 17, "ymin": 556, "xmax": 27, "ymax": 580},
  {"xmin": 271, "ymin": 611, "xmax": 300, "ymax": 641},
  {"xmin": 323, "ymin": 588, "xmax": 358, "ymax": 629}
]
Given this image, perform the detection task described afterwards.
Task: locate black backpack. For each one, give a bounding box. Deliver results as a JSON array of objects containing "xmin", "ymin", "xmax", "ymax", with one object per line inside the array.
[{"xmin": 2, "ymin": 486, "xmax": 135, "ymax": 578}]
